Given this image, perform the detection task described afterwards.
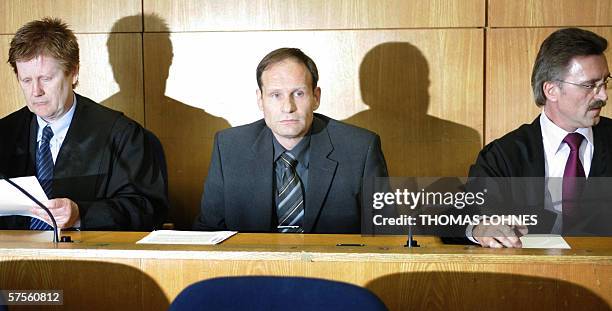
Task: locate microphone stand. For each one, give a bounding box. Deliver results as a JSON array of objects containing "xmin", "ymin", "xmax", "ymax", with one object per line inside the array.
[
  {"xmin": 404, "ymin": 224, "xmax": 419, "ymax": 248},
  {"xmin": 0, "ymin": 175, "xmax": 59, "ymax": 243}
]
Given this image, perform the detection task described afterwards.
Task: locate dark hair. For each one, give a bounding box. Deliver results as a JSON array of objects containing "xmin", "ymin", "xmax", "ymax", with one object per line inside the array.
[
  {"xmin": 256, "ymin": 48, "xmax": 319, "ymax": 91},
  {"xmin": 8, "ymin": 17, "xmax": 79, "ymax": 87},
  {"xmin": 531, "ymin": 28, "xmax": 608, "ymax": 106}
]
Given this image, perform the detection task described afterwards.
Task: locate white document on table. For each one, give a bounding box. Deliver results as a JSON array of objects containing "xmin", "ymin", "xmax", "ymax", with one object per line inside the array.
[
  {"xmin": 520, "ymin": 234, "xmax": 571, "ymax": 249},
  {"xmin": 0, "ymin": 176, "xmax": 49, "ymax": 221},
  {"xmin": 136, "ymin": 230, "xmax": 238, "ymax": 245}
]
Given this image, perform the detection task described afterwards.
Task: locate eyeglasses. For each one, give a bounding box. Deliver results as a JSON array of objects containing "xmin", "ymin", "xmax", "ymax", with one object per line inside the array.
[{"xmin": 555, "ymin": 75, "xmax": 611, "ymax": 94}]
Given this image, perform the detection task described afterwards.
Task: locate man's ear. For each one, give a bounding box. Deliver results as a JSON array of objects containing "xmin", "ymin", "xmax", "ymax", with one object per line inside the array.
[
  {"xmin": 256, "ymin": 89, "xmax": 263, "ymax": 111},
  {"xmin": 313, "ymin": 87, "xmax": 321, "ymax": 111},
  {"xmin": 71, "ymin": 65, "xmax": 80, "ymax": 88},
  {"xmin": 543, "ymin": 81, "xmax": 559, "ymax": 103}
]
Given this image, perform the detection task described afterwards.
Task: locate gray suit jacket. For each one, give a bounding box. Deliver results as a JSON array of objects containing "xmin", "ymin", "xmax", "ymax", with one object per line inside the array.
[{"xmin": 194, "ymin": 114, "xmax": 388, "ymax": 233}]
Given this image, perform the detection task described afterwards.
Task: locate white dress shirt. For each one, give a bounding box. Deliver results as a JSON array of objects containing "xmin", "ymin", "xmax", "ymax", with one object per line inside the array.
[
  {"xmin": 36, "ymin": 94, "xmax": 77, "ymax": 163},
  {"xmin": 540, "ymin": 110, "xmax": 593, "ymax": 233}
]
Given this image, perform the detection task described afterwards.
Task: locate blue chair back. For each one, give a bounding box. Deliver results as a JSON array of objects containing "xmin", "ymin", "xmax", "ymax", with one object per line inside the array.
[{"xmin": 168, "ymin": 276, "xmax": 388, "ymax": 311}]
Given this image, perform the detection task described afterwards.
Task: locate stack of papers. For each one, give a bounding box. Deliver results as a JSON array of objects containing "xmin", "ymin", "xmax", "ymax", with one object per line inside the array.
[
  {"xmin": 136, "ymin": 230, "xmax": 237, "ymax": 245},
  {"xmin": 520, "ymin": 234, "xmax": 571, "ymax": 249},
  {"xmin": 0, "ymin": 176, "xmax": 49, "ymax": 223}
]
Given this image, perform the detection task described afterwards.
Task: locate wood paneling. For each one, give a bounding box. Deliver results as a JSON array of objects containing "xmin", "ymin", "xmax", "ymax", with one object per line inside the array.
[
  {"xmin": 0, "ymin": 258, "xmax": 167, "ymax": 311},
  {"xmin": 96, "ymin": 33, "xmax": 144, "ymax": 124},
  {"xmin": 144, "ymin": 0, "xmax": 484, "ymax": 31},
  {"xmin": 485, "ymin": 27, "xmax": 612, "ymax": 143},
  {"xmin": 143, "ymin": 29, "xmax": 231, "ymax": 230},
  {"xmin": 489, "ymin": 0, "xmax": 612, "ymax": 27},
  {"xmin": 0, "ymin": 34, "xmax": 143, "ymax": 124},
  {"xmin": 0, "ymin": 35, "xmax": 25, "ymax": 117},
  {"xmin": 145, "ymin": 29, "xmax": 483, "ymax": 228},
  {"xmin": 0, "ymin": 0, "xmax": 141, "ymax": 34}
]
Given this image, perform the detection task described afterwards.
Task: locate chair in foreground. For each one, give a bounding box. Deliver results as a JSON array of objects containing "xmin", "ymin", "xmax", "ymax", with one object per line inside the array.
[{"xmin": 168, "ymin": 276, "xmax": 388, "ymax": 311}]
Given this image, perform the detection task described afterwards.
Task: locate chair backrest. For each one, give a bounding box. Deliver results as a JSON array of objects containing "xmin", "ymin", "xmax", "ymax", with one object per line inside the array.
[
  {"xmin": 168, "ymin": 276, "xmax": 388, "ymax": 311},
  {"xmin": 144, "ymin": 129, "xmax": 168, "ymax": 190},
  {"xmin": 144, "ymin": 128, "xmax": 169, "ymax": 229}
]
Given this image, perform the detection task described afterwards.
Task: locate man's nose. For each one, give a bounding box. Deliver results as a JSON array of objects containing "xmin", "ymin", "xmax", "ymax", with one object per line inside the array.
[
  {"xmin": 280, "ymin": 97, "xmax": 297, "ymax": 113},
  {"xmin": 32, "ymin": 80, "xmax": 44, "ymax": 96}
]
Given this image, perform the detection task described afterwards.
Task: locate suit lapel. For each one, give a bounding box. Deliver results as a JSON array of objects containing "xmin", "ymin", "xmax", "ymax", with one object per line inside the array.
[
  {"xmin": 518, "ymin": 117, "xmax": 547, "ymax": 208},
  {"xmin": 27, "ymin": 115, "xmax": 38, "ymax": 174},
  {"xmin": 526, "ymin": 117, "xmax": 546, "ymax": 177},
  {"xmin": 589, "ymin": 123, "xmax": 609, "ymax": 177},
  {"xmin": 304, "ymin": 117, "xmax": 337, "ymax": 232},
  {"xmin": 3, "ymin": 108, "xmax": 36, "ymax": 177},
  {"xmin": 249, "ymin": 125, "xmax": 275, "ymax": 230},
  {"xmin": 53, "ymin": 95, "xmax": 89, "ymax": 179}
]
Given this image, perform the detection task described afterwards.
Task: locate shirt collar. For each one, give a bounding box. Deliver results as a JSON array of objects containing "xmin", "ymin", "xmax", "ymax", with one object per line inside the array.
[
  {"xmin": 272, "ymin": 133, "xmax": 311, "ymax": 168},
  {"xmin": 36, "ymin": 93, "xmax": 77, "ymax": 141},
  {"xmin": 540, "ymin": 109, "xmax": 593, "ymax": 155}
]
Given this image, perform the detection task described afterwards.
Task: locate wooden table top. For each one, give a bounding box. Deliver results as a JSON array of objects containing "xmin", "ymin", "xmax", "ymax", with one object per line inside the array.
[{"xmin": 1, "ymin": 231, "xmax": 611, "ymax": 263}]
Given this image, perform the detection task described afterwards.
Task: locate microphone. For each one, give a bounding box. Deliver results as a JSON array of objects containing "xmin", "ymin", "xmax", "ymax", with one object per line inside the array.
[{"xmin": 0, "ymin": 172, "xmax": 59, "ymax": 243}]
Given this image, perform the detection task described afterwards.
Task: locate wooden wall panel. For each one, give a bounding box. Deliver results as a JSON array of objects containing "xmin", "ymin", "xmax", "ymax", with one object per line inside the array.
[
  {"xmin": 0, "ymin": 35, "xmax": 25, "ymax": 117},
  {"xmin": 0, "ymin": 258, "xmax": 168, "ymax": 311},
  {"xmin": 0, "ymin": 0, "xmax": 141, "ymax": 34},
  {"xmin": 489, "ymin": 0, "xmax": 612, "ymax": 27},
  {"xmin": 0, "ymin": 34, "xmax": 144, "ymax": 124},
  {"xmin": 485, "ymin": 27, "xmax": 612, "ymax": 143},
  {"xmin": 144, "ymin": 0, "xmax": 484, "ymax": 31},
  {"xmin": 145, "ymin": 28, "xmax": 483, "ymax": 228},
  {"xmin": 95, "ymin": 33, "xmax": 144, "ymax": 124}
]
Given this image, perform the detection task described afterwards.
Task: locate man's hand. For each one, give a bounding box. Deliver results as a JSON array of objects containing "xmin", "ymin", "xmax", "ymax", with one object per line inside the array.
[
  {"xmin": 473, "ymin": 224, "xmax": 528, "ymax": 248},
  {"xmin": 30, "ymin": 198, "xmax": 80, "ymax": 229}
]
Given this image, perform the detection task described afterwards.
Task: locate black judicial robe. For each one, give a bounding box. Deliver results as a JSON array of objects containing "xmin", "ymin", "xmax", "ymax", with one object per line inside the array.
[
  {"xmin": 468, "ymin": 116, "xmax": 612, "ymax": 235},
  {"xmin": 0, "ymin": 94, "xmax": 168, "ymax": 230}
]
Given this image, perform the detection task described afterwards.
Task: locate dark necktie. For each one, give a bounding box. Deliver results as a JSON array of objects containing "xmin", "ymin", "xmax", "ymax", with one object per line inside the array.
[
  {"xmin": 562, "ymin": 132, "xmax": 585, "ymax": 233},
  {"xmin": 276, "ymin": 152, "xmax": 304, "ymax": 233},
  {"xmin": 31, "ymin": 125, "xmax": 54, "ymax": 230}
]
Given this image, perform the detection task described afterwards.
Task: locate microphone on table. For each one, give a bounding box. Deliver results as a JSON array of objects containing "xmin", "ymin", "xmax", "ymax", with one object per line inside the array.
[
  {"xmin": 0, "ymin": 172, "xmax": 60, "ymax": 243},
  {"xmin": 404, "ymin": 223, "xmax": 419, "ymax": 248}
]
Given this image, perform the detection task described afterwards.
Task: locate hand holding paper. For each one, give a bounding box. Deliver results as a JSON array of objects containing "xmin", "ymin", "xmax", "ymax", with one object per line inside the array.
[{"xmin": 0, "ymin": 176, "xmax": 51, "ymax": 225}]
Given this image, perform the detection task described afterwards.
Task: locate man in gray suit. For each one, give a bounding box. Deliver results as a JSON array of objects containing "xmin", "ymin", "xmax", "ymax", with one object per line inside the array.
[{"xmin": 194, "ymin": 48, "xmax": 388, "ymax": 233}]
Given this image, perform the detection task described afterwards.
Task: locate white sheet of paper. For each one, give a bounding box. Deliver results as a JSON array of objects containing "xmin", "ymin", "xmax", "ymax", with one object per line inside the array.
[
  {"xmin": 136, "ymin": 230, "xmax": 238, "ymax": 245},
  {"xmin": 0, "ymin": 176, "xmax": 49, "ymax": 222},
  {"xmin": 520, "ymin": 234, "xmax": 571, "ymax": 249}
]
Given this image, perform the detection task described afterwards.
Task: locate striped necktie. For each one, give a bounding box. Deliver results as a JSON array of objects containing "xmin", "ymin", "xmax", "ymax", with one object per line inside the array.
[
  {"xmin": 276, "ymin": 152, "xmax": 304, "ymax": 233},
  {"xmin": 31, "ymin": 125, "xmax": 54, "ymax": 230}
]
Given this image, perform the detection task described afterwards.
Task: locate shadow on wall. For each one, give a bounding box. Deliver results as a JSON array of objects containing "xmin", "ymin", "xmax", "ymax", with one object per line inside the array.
[
  {"xmin": 100, "ymin": 14, "xmax": 230, "ymax": 229},
  {"xmin": 366, "ymin": 271, "xmax": 610, "ymax": 311},
  {"xmin": 344, "ymin": 42, "xmax": 481, "ymax": 177},
  {"xmin": 0, "ymin": 259, "xmax": 169, "ymax": 310}
]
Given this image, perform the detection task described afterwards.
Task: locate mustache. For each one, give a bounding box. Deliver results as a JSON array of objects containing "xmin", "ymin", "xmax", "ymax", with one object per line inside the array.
[{"xmin": 589, "ymin": 100, "xmax": 607, "ymax": 109}]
